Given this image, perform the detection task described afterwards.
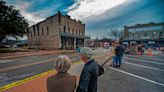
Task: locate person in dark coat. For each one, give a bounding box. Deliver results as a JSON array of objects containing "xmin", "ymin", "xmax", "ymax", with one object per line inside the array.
[
  {"xmin": 76, "ymin": 47, "xmax": 99, "ymax": 92},
  {"xmin": 46, "ymin": 55, "xmax": 76, "ymax": 92},
  {"xmin": 115, "ymin": 42, "xmax": 124, "ymax": 67}
]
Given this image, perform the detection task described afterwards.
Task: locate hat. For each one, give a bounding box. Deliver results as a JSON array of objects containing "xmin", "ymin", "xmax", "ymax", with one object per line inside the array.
[{"xmin": 79, "ymin": 47, "xmax": 93, "ymax": 58}]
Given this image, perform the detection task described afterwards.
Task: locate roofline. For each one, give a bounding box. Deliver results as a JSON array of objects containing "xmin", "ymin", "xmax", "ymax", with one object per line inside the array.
[
  {"xmin": 124, "ymin": 22, "xmax": 164, "ymax": 29},
  {"xmin": 29, "ymin": 11, "xmax": 85, "ymax": 28}
]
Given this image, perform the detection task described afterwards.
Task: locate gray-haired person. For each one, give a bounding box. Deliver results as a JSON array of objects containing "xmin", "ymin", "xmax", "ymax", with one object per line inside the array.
[
  {"xmin": 76, "ymin": 47, "xmax": 100, "ymax": 92},
  {"xmin": 46, "ymin": 55, "xmax": 76, "ymax": 92}
]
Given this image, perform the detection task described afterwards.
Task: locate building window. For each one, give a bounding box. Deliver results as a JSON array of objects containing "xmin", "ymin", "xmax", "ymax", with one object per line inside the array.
[
  {"xmin": 67, "ymin": 27, "xmax": 70, "ymax": 33},
  {"xmin": 64, "ymin": 26, "xmax": 66, "ymax": 33},
  {"xmin": 81, "ymin": 31, "xmax": 83, "ymax": 35},
  {"xmin": 79, "ymin": 30, "xmax": 80, "ymax": 35},
  {"xmin": 76, "ymin": 30, "xmax": 79, "ymax": 35},
  {"xmin": 37, "ymin": 24, "xmax": 39, "ymax": 36},
  {"xmin": 72, "ymin": 28, "xmax": 74, "ymax": 34},
  {"xmin": 47, "ymin": 26, "xmax": 49, "ymax": 35},
  {"xmin": 144, "ymin": 32, "xmax": 147, "ymax": 37},
  {"xmin": 138, "ymin": 34, "xmax": 140, "ymax": 38},
  {"xmin": 42, "ymin": 28, "xmax": 44, "ymax": 36},
  {"xmin": 33, "ymin": 26, "xmax": 35, "ymax": 36},
  {"xmin": 30, "ymin": 31, "xmax": 32, "ymax": 37},
  {"xmin": 159, "ymin": 32, "xmax": 163, "ymax": 38}
]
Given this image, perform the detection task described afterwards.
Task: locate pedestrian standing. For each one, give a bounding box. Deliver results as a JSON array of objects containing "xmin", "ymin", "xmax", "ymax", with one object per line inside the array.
[
  {"xmin": 115, "ymin": 42, "xmax": 124, "ymax": 67},
  {"xmin": 46, "ymin": 55, "xmax": 76, "ymax": 92},
  {"xmin": 76, "ymin": 47, "xmax": 100, "ymax": 92},
  {"xmin": 111, "ymin": 43, "xmax": 116, "ymax": 66}
]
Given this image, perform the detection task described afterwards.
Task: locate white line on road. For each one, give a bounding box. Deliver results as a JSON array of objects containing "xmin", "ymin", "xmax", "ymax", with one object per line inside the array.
[
  {"xmin": 125, "ymin": 55, "xmax": 164, "ymax": 62},
  {"xmin": 123, "ymin": 61, "xmax": 164, "ymax": 72},
  {"xmin": 108, "ymin": 67, "xmax": 164, "ymax": 87},
  {"xmin": 0, "ymin": 59, "xmax": 19, "ymax": 64},
  {"xmin": 123, "ymin": 57, "xmax": 164, "ymax": 65}
]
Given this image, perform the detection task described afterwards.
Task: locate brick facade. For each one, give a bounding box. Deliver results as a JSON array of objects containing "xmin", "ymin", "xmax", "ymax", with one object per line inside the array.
[{"xmin": 28, "ymin": 12, "xmax": 86, "ymax": 49}]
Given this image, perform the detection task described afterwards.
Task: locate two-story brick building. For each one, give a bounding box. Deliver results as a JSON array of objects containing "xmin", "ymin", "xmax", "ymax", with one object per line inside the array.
[{"xmin": 28, "ymin": 11, "xmax": 88, "ymax": 49}]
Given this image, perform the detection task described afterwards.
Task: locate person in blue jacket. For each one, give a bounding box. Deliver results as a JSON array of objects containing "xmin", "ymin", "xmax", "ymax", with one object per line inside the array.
[{"xmin": 115, "ymin": 42, "xmax": 124, "ymax": 67}]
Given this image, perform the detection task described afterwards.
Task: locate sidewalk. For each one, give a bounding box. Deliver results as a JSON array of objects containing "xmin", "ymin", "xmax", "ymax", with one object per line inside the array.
[
  {"xmin": 0, "ymin": 50, "xmax": 75, "ymax": 60},
  {"xmin": 0, "ymin": 50, "xmax": 112, "ymax": 92}
]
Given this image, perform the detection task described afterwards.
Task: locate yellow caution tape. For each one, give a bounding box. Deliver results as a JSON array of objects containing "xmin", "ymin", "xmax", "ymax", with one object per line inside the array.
[{"xmin": 0, "ymin": 61, "xmax": 81, "ymax": 92}]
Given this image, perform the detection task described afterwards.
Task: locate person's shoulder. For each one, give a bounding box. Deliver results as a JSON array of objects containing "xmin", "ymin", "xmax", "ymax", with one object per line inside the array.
[
  {"xmin": 47, "ymin": 75, "xmax": 54, "ymax": 79},
  {"xmin": 46, "ymin": 75, "xmax": 53, "ymax": 84},
  {"xmin": 70, "ymin": 75, "xmax": 77, "ymax": 81},
  {"xmin": 89, "ymin": 60, "xmax": 99, "ymax": 69},
  {"xmin": 47, "ymin": 75, "xmax": 56, "ymax": 82}
]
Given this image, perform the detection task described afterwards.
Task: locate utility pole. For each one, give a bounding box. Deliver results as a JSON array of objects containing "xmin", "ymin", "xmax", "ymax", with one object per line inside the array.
[
  {"xmin": 96, "ymin": 32, "xmax": 99, "ymax": 47},
  {"xmin": 97, "ymin": 32, "xmax": 98, "ymax": 39}
]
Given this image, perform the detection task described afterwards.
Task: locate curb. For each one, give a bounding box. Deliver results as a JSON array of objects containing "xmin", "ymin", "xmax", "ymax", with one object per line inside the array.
[{"xmin": 0, "ymin": 70, "xmax": 56, "ymax": 92}]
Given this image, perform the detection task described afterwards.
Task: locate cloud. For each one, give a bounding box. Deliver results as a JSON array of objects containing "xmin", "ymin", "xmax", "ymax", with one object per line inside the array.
[
  {"xmin": 6, "ymin": 0, "xmax": 67, "ymax": 26},
  {"xmin": 5, "ymin": 0, "xmax": 164, "ymax": 39},
  {"xmin": 9, "ymin": 1, "xmax": 45, "ymax": 26},
  {"xmin": 66, "ymin": 0, "xmax": 128, "ymax": 20},
  {"xmin": 66, "ymin": 0, "xmax": 164, "ymax": 39}
]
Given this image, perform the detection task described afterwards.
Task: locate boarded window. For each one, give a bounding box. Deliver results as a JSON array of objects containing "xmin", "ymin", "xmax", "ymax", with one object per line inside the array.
[
  {"xmin": 72, "ymin": 28, "xmax": 74, "ymax": 34},
  {"xmin": 42, "ymin": 28, "xmax": 44, "ymax": 36},
  {"xmin": 47, "ymin": 26, "xmax": 49, "ymax": 35},
  {"xmin": 33, "ymin": 26, "xmax": 35, "ymax": 36},
  {"xmin": 64, "ymin": 26, "xmax": 66, "ymax": 33},
  {"xmin": 37, "ymin": 24, "xmax": 39, "ymax": 36},
  {"xmin": 31, "ymin": 31, "xmax": 32, "ymax": 37}
]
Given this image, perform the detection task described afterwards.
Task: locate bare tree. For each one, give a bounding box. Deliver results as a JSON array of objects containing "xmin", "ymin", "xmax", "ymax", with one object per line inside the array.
[{"xmin": 108, "ymin": 28, "xmax": 124, "ymax": 41}]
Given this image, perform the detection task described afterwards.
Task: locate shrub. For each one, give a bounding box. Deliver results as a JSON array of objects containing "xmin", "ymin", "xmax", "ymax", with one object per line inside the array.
[{"xmin": 0, "ymin": 48, "xmax": 13, "ymax": 53}]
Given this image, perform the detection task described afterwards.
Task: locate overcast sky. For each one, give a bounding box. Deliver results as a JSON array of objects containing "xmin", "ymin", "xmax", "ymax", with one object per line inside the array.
[{"xmin": 5, "ymin": 0, "xmax": 164, "ymax": 39}]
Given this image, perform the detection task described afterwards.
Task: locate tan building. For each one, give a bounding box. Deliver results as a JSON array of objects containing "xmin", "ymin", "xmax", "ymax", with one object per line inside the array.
[
  {"xmin": 84, "ymin": 38, "xmax": 113, "ymax": 48},
  {"xmin": 28, "ymin": 11, "xmax": 88, "ymax": 49},
  {"xmin": 123, "ymin": 22, "xmax": 164, "ymax": 47}
]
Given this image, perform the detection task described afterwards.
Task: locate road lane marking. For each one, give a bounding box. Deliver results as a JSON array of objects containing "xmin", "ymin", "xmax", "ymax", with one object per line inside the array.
[
  {"xmin": 0, "ymin": 59, "xmax": 20, "ymax": 64},
  {"xmin": 0, "ymin": 57, "xmax": 81, "ymax": 72},
  {"xmin": 0, "ymin": 61, "xmax": 81, "ymax": 91},
  {"xmin": 108, "ymin": 67, "xmax": 164, "ymax": 87},
  {"xmin": 123, "ymin": 61, "xmax": 164, "ymax": 72},
  {"xmin": 125, "ymin": 55, "xmax": 164, "ymax": 62},
  {"xmin": 124, "ymin": 57, "xmax": 164, "ymax": 65},
  {"xmin": 0, "ymin": 59, "xmax": 56, "ymax": 72},
  {"xmin": 0, "ymin": 70, "xmax": 56, "ymax": 91}
]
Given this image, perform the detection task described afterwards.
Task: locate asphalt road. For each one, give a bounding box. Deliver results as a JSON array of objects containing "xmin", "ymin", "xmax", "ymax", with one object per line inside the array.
[
  {"xmin": 98, "ymin": 53, "xmax": 164, "ymax": 92},
  {"xmin": 0, "ymin": 53, "xmax": 80, "ymax": 87},
  {"xmin": 1, "ymin": 49, "xmax": 163, "ymax": 92},
  {"xmin": 0, "ymin": 48, "xmax": 109, "ymax": 87}
]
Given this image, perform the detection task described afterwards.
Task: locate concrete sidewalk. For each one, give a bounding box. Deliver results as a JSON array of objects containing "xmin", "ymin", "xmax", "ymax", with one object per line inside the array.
[{"xmin": 0, "ymin": 50, "xmax": 112, "ymax": 92}]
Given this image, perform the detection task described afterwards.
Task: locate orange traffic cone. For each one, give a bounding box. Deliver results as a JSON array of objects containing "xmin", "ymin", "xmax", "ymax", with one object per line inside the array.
[
  {"xmin": 138, "ymin": 51, "xmax": 141, "ymax": 55},
  {"xmin": 148, "ymin": 50, "xmax": 153, "ymax": 56}
]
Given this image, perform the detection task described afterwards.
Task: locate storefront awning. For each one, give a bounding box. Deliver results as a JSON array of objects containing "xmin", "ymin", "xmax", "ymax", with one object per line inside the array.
[{"xmin": 60, "ymin": 32, "xmax": 90, "ymax": 39}]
